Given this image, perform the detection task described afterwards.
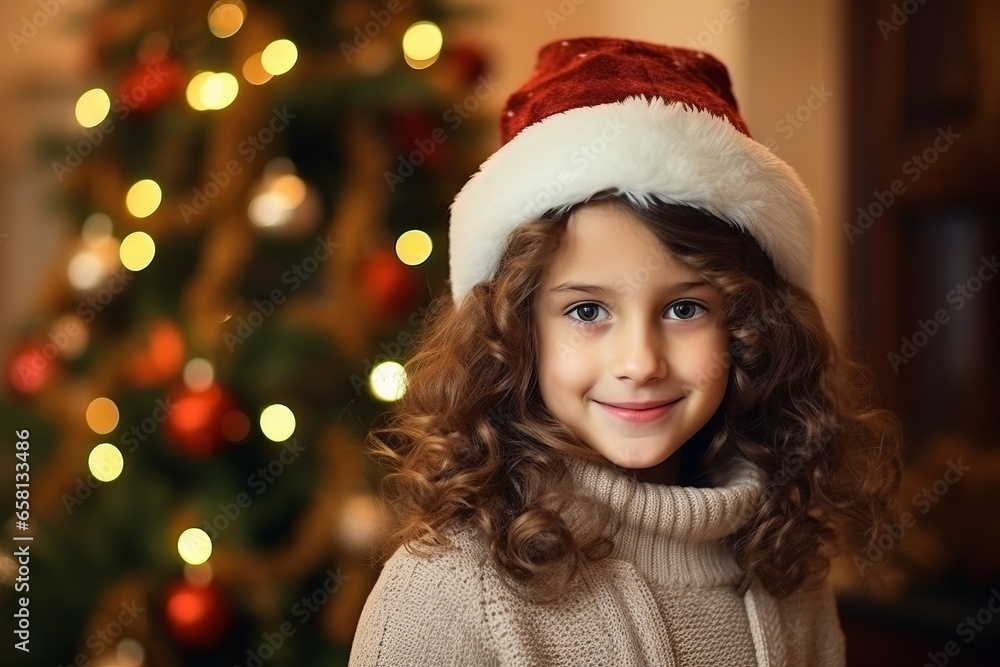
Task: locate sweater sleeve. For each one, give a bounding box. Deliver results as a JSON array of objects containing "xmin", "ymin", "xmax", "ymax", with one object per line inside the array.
[{"xmin": 348, "ymin": 544, "xmax": 497, "ymax": 667}]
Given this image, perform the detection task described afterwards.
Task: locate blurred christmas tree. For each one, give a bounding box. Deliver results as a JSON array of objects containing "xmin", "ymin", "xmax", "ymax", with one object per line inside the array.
[{"xmin": 0, "ymin": 0, "xmax": 490, "ymax": 664}]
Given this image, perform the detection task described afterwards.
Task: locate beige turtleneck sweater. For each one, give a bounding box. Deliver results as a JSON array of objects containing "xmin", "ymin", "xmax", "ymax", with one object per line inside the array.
[{"xmin": 349, "ymin": 458, "xmax": 845, "ymax": 666}]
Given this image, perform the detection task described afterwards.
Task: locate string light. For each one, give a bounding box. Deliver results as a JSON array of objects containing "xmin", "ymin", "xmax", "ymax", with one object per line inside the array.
[
  {"xmin": 177, "ymin": 528, "xmax": 213, "ymax": 565},
  {"xmin": 125, "ymin": 179, "xmax": 162, "ymax": 218},
  {"xmin": 261, "ymin": 39, "xmax": 298, "ymax": 76},
  {"xmin": 50, "ymin": 315, "xmax": 89, "ymax": 359},
  {"xmin": 88, "ymin": 443, "xmax": 124, "ymax": 482},
  {"xmin": 86, "ymin": 397, "xmax": 120, "ymax": 434},
  {"xmin": 395, "ymin": 230, "xmax": 433, "ymax": 266},
  {"xmin": 201, "ymin": 72, "xmax": 239, "ymax": 110},
  {"xmin": 259, "ymin": 404, "xmax": 295, "ymax": 441},
  {"xmin": 67, "ymin": 251, "xmax": 104, "ymax": 290},
  {"xmin": 370, "ymin": 361, "xmax": 407, "ymax": 401},
  {"xmin": 81, "ymin": 213, "xmax": 113, "ymax": 245},
  {"xmin": 208, "ymin": 0, "xmax": 246, "ymax": 38},
  {"xmin": 75, "ymin": 88, "xmax": 111, "ymax": 128},
  {"xmin": 120, "ymin": 232, "xmax": 156, "ymax": 271},
  {"xmin": 186, "ymin": 71, "xmax": 215, "ymax": 110}
]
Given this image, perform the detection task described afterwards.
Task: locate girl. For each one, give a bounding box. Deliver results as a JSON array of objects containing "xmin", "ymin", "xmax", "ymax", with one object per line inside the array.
[{"xmin": 349, "ymin": 37, "xmax": 901, "ymax": 666}]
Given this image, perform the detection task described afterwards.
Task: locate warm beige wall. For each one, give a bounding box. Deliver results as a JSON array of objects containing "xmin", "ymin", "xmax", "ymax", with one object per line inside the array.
[{"xmin": 450, "ymin": 0, "xmax": 847, "ymax": 347}]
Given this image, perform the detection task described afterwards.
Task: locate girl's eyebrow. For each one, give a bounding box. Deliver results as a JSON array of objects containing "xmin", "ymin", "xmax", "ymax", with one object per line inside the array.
[{"xmin": 548, "ymin": 280, "xmax": 711, "ymax": 295}]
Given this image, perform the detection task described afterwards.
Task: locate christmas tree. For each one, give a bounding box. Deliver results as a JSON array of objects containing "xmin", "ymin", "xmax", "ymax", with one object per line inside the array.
[{"xmin": 1, "ymin": 0, "xmax": 490, "ymax": 664}]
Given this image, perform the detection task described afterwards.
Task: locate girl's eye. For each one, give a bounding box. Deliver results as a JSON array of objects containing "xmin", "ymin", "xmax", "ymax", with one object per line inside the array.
[
  {"xmin": 667, "ymin": 300, "xmax": 707, "ymax": 321},
  {"xmin": 567, "ymin": 303, "xmax": 608, "ymax": 325}
]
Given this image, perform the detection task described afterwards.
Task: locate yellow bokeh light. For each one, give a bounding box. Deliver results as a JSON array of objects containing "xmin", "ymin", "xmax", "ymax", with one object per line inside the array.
[
  {"xmin": 200, "ymin": 72, "xmax": 239, "ymax": 110},
  {"xmin": 51, "ymin": 314, "xmax": 89, "ymax": 359},
  {"xmin": 183, "ymin": 358, "xmax": 215, "ymax": 392},
  {"xmin": 125, "ymin": 179, "xmax": 162, "ymax": 218},
  {"xmin": 208, "ymin": 1, "xmax": 246, "ymax": 38},
  {"xmin": 259, "ymin": 403, "xmax": 295, "ymax": 442},
  {"xmin": 395, "ymin": 229, "xmax": 433, "ymax": 266},
  {"xmin": 242, "ymin": 52, "xmax": 272, "ymax": 85},
  {"xmin": 186, "ymin": 71, "xmax": 215, "ymax": 110},
  {"xmin": 402, "ymin": 22, "xmax": 443, "ymax": 62},
  {"xmin": 89, "ymin": 443, "xmax": 124, "ymax": 482},
  {"xmin": 86, "ymin": 397, "xmax": 120, "ymax": 434},
  {"xmin": 370, "ymin": 361, "xmax": 407, "ymax": 401},
  {"xmin": 404, "ymin": 53, "xmax": 440, "ymax": 70},
  {"xmin": 261, "ymin": 39, "xmax": 298, "ymax": 76},
  {"xmin": 120, "ymin": 232, "xmax": 156, "ymax": 271},
  {"xmin": 75, "ymin": 88, "xmax": 111, "ymax": 128},
  {"xmin": 177, "ymin": 528, "xmax": 213, "ymax": 565}
]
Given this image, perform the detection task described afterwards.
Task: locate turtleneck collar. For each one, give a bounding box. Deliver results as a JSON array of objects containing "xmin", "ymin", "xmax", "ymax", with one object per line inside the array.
[{"xmin": 566, "ymin": 456, "xmax": 763, "ymax": 589}]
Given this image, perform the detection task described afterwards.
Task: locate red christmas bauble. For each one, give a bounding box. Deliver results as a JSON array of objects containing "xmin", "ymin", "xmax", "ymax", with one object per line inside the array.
[
  {"xmin": 7, "ymin": 339, "xmax": 58, "ymax": 396},
  {"xmin": 125, "ymin": 318, "xmax": 186, "ymax": 388},
  {"xmin": 117, "ymin": 57, "xmax": 185, "ymax": 115},
  {"xmin": 163, "ymin": 383, "xmax": 241, "ymax": 458},
  {"xmin": 361, "ymin": 248, "xmax": 417, "ymax": 320},
  {"xmin": 162, "ymin": 579, "xmax": 233, "ymax": 651}
]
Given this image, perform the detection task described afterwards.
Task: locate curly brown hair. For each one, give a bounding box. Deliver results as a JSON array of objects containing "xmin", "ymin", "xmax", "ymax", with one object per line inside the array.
[{"xmin": 366, "ymin": 192, "xmax": 902, "ymax": 602}]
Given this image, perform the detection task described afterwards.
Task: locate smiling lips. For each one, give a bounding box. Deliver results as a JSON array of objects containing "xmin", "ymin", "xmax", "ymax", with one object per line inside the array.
[{"xmin": 595, "ymin": 398, "xmax": 682, "ymax": 423}]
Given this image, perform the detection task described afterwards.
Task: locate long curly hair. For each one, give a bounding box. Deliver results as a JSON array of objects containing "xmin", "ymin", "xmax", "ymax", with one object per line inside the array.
[{"xmin": 366, "ymin": 192, "xmax": 902, "ymax": 602}]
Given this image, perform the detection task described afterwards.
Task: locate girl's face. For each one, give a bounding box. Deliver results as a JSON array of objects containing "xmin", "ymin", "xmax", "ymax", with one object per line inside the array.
[{"xmin": 534, "ymin": 203, "xmax": 730, "ymax": 480}]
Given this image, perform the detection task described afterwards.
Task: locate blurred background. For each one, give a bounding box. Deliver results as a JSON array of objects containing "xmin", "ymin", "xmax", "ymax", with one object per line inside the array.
[{"xmin": 0, "ymin": 0, "xmax": 997, "ymax": 665}]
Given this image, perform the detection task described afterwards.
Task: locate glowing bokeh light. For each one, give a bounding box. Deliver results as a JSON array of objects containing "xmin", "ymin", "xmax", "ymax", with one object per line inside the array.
[
  {"xmin": 67, "ymin": 251, "xmax": 104, "ymax": 290},
  {"xmin": 402, "ymin": 22, "xmax": 443, "ymax": 61},
  {"xmin": 395, "ymin": 230, "xmax": 433, "ymax": 266},
  {"xmin": 259, "ymin": 403, "xmax": 295, "ymax": 442},
  {"xmin": 370, "ymin": 361, "xmax": 407, "ymax": 401},
  {"xmin": 242, "ymin": 52, "xmax": 272, "ymax": 85},
  {"xmin": 75, "ymin": 88, "xmax": 111, "ymax": 128},
  {"xmin": 208, "ymin": 1, "xmax": 246, "ymax": 38},
  {"xmin": 261, "ymin": 39, "xmax": 298, "ymax": 76},
  {"xmin": 125, "ymin": 179, "xmax": 162, "ymax": 218},
  {"xmin": 120, "ymin": 231, "xmax": 156, "ymax": 271},
  {"xmin": 86, "ymin": 397, "xmax": 120, "ymax": 434},
  {"xmin": 88, "ymin": 443, "xmax": 124, "ymax": 482},
  {"xmin": 82, "ymin": 212, "xmax": 113, "ymax": 245},
  {"xmin": 177, "ymin": 528, "xmax": 213, "ymax": 565},
  {"xmin": 183, "ymin": 358, "xmax": 215, "ymax": 392}
]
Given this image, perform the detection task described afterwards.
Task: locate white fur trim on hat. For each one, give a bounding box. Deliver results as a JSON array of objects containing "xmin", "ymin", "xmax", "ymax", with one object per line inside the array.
[{"xmin": 448, "ymin": 96, "xmax": 818, "ymax": 305}]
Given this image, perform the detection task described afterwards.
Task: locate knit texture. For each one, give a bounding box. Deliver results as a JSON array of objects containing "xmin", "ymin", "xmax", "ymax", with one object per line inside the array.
[{"xmin": 349, "ymin": 458, "xmax": 845, "ymax": 666}]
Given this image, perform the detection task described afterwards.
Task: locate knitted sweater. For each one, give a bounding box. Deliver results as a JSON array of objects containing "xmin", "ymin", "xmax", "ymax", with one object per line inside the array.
[{"xmin": 349, "ymin": 458, "xmax": 845, "ymax": 666}]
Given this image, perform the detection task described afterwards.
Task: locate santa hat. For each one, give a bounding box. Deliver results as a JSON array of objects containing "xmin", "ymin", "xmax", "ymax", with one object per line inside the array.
[{"xmin": 448, "ymin": 36, "xmax": 819, "ymax": 306}]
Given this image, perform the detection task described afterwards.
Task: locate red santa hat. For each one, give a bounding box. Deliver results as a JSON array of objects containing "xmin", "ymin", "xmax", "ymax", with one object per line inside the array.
[{"xmin": 448, "ymin": 36, "xmax": 819, "ymax": 306}]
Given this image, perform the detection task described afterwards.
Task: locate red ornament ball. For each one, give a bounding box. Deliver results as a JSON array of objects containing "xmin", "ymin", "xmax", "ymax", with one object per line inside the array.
[
  {"xmin": 7, "ymin": 339, "xmax": 58, "ymax": 396},
  {"xmin": 117, "ymin": 57, "xmax": 185, "ymax": 115},
  {"xmin": 361, "ymin": 248, "xmax": 417, "ymax": 320},
  {"xmin": 163, "ymin": 383, "xmax": 241, "ymax": 458},
  {"xmin": 162, "ymin": 579, "xmax": 233, "ymax": 651}
]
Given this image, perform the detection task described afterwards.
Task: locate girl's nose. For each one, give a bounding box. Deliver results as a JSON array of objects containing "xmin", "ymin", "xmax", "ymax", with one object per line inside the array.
[{"xmin": 609, "ymin": 316, "xmax": 668, "ymax": 383}]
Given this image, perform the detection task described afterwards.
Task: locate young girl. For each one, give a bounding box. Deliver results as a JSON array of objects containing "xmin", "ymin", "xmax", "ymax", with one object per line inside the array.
[{"xmin": 349, "ymin": 37, "xmax": 901, "ymax": 666}]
